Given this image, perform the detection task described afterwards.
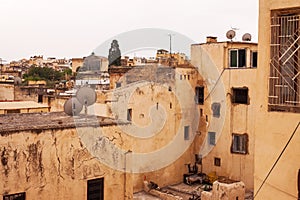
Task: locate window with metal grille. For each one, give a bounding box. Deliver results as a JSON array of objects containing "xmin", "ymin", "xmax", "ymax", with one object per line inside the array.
[
  {"xmin": 229, "ymin": 49, "xmax": 246, "ymax": 68},
  {"xmin": 269, "ymin": 10, "xmax": 300, "ymax": 112},
  {"xmin": 195, "ymin": 86, "xmax": 204, "ymax": 105},
  {"xmin": 87, "ymin": 178, "xmax": 104, "ymax": 200},
  {"xmin": 3, "ymin": 192, "xmax": 26, "ymax": 200},
  {"xmin": 231, "ymin": 133, "xmax": 248, "ymax": 154},
  {"xmin": 232, "ymin": 88, "xmax": 249, "ymax": 104}
]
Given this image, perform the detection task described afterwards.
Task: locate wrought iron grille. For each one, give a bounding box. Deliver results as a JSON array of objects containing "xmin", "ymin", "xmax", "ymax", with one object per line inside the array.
[{"xmin": 269, "ymin": 14, "xmax": 300, "ymax": 112}]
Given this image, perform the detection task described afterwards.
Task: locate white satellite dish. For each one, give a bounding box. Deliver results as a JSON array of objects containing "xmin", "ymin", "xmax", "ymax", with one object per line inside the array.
[
  {"xmin": 76, "ymin": 86, "xmax": 97, "ymax": 106},
  {"xmin": 242, "ymin": 33, "xmax": 252, "ymax": 41},
  {"xmin": 226, "ymin": 30, "xmax": 236, "ymax": 40},
  {"xmin": 64, "ymin": 97, "xmax": 83, "ymax": 116}
]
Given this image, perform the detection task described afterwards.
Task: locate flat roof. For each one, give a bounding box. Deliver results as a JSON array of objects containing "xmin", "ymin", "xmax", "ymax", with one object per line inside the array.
[
  {"xmin": 0, "ymin": 112, "xmax": 127, "ymax": 134},
  {"xmin": 191, "ymin": 41, "xmax": 258, "ymax": 46},
  {"xmin": 0, "ymin": 101, "xmax": 49, "ymax": 110}
]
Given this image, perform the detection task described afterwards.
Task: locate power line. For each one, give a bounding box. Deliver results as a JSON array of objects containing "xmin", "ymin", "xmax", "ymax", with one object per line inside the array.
[{"xmin": 254, "ymin": 122, "xmax": 300, "ymax": 199}]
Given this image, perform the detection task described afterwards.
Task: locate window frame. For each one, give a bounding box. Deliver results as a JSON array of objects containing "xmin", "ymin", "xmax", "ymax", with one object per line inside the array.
[
  {"xmin": 195, "ymin": 86, "xmax": 204, "ymax": 105},
  {"xmin": 87, "ymin": 178, "xmax": 104, "ymax": 200},
  {"xmin": 231, "ymin": 133, "xmax": 248, "ymax": 154},
  {"xmin": 229, "ymin": 49, "xmax": 247, "ymax": 68},
  {"xmin": 184, "ymin": 126, "xmax": 189, "ymax": 140},
  {"xmin": 232, "ymin": 87, "xmax": 249, "ymax": 105},
  {"xmin": 3, "ymin": 192, "xmax": 26, "ymax": 200},
  {"xmin": 251, "ymin": 51, "xmax": 258, "ymax": 68}
]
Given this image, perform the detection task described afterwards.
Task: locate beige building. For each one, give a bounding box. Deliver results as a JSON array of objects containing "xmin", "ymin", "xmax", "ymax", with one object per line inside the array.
[
  {"xmin": 71, "ymin": 58, "xmax": 84, "ymax": 73},
  {"xmin": 254, "ymin": 1, "xmax": 300, "ymax": 199},
  {"xmin": 191, "ymin": 38, "xmax": 258, "ymax": 190},
  {"xmin": 0, "ymin": 101, "xmax": 50, "ymax": 114}
]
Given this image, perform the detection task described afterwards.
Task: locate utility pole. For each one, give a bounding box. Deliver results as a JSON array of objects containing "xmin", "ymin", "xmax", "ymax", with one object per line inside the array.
[{"xmin": 168, "ymin": 34, "xmax": 175, "ymax": 66}]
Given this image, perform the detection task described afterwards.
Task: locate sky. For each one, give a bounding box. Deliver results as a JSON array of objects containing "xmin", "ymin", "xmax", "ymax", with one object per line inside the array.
[{"xmin": 0, "ymin": 0, "xmax": 258, "ymax": 62}]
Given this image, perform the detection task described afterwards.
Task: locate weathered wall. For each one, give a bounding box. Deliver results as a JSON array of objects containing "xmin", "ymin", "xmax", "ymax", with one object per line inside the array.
[
  {"xmin": 0, "ymin": 84, "xmax": 14, "ymax": 101},
  {"xmin": 191, "ymin": 42, "xmax": 258, "ymax": 190},
  {"xmin": 0, "ymin": 127, "xmax": 129, "ymax": 200},
  {"xmin": 254, "ymin": 1, "xmax": 300, "ymax": 199}
]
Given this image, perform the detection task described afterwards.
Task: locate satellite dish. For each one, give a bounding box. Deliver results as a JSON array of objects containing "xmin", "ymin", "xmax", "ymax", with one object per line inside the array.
[
  {"xmin": 242, "ymin": 33, "xmax": 252, "ymax": 41},
  {"xmin": 226, "ymin": 30, "xmax": 236, "ymax": 40},
  {"xmin": 76, "ymin": 87, "xmax": 97, "ymax": 106},
  {"xmin": 64, "ymin": 97, "xmax": 83, "ymax": 116}
]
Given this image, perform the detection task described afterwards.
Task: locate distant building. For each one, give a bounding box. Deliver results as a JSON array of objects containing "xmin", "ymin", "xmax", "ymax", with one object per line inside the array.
[{"xmin": 0, "ymin": 101, "xmax": 50, "ymax": 114}]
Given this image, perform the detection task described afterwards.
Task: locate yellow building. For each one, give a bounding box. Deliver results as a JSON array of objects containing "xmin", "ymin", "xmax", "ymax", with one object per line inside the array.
[
  {"xmin": 254, "ymin": 1, "xmax": 300, "ymax": 199},
  {"xmin": 191, "ymin": 38, "xmax": 258, "ymax": 190}
]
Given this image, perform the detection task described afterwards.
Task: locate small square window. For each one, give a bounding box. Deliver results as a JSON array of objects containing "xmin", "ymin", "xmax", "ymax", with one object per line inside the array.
[
  {"xmin": 184, "ymin": 126, "xmax": 189, "ymax": 140},
  {"xmin": 116, "ymin": 82, "xmax": 121, "ymax": 88},
  {"xmin": 232, "ymin": 88, "xmax": 249, "ymax": 104},
  {"xmin": 231, "ymin": 133, "xmax": 248, "ymax": 154},
  {"xmin": 208, "ymin": 132, "xmax": 216, "ymax": 145},
  {"xmin": 214, "ymin": 157, "xmax": 221, "ymax": 167},
  {"xmin": 211, "ymin": 102, "xmax": 221, "ymax": 118}
]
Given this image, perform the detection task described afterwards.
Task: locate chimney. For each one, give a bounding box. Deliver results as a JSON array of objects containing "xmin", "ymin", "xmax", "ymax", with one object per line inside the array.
[{"xmin": 206, "ymin": 36, "xmax": 217, "ymax": 43}]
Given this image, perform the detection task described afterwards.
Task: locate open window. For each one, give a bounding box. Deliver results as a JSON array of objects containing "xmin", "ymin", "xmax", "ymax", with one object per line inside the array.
[
  {"xmin": 195, "ymin": 86, "xmax": 204, "ymax": 105},
  {"xmin": 232, "ymin": 87, "xmax": 249, "ymax": 104},
  {"xmin": 229, "ymin": 49, "xmax": 246, "ymax": 68},
  {"xmin": 127, "ymin": 108, "xmax": 132, "ymax": 121}
]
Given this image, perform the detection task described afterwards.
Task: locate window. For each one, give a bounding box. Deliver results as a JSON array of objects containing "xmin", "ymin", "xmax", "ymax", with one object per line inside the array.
[
  {"xmin": 232, "ymin": 88, "xmax": 249, "ymax": 104},
  {"xmin": 231, "ymin": 133, "xmax": 248, "ymax": 154},
  {"xmin": 38, "ymin": 94, "xmax": 43, "ymax": 103},
  {"xmin": 195, "ymin": 86, "xmax": 204, "ymax": 105},
  {"xmin": 269, "ymin": 11, "xmax": 300, "ymax": 112},
  {"xmin": 180, "ymin": 75, "xmax": 182, "ymax": 80},
  {"xmin": 116, "ymin": 82, "xmax": 121, "ymax": 88},
  {"xmin": 3, "ymin": 192, "xmax": 26, "ymax": 200},
  {"xmin": 6, "ymin": 109, "xmax": 21, "ymax": 114},
  {"xmin": 211, "ymin": 102, "xmax": 221, "ymax": 118},
  {"xmin": 229, "ymin": 49, "xmax": 246, "ymax": 68},
  {"xmin": 87, "ymin": 178, "xmax": 104, "ymax": 200},
  {"xmin": 251, "ymin": 51, "xmax": 258, "ymax": 68},
  {"xmin": 127, "ymin": 108, "xmax": 132, "ymax": 121},
  {"xmin": 184, "ymin": 126, "xmax": 189, "ymax": 140},
  {"xmin": 214, "ymin": 157, "xmax": 221, "ymax": 167},
  {"xmin": 208, "ymin": 132, "xmax": 216, "ymax": 145}
]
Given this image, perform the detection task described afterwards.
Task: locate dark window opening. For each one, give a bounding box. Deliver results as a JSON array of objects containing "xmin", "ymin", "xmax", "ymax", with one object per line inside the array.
[
  {"xmin": 180, "ymin": 75, "xmax": 182, "ymax": 80},
  {"xmin": 38, "ymin": 94, "xmax": 43, "ymax": 103},
  {"xmin": 87, "ymin": 178, "xmax": 104, "ymax": 200},
  {"xmin": 127, "ymin": 108, "xmax": 132, "ymax": 121},
  {"xmin": 3, "ymin": 192, "xmax": 26, "ymax": 200},
  {"xmin": 232, "ymin": 88, "xmax": 249, "ymax": 104},
  {"xmin": 7, "ymin": 109, "xmax": 21, "ymax": 114},
  {"xmin": 230, "ymin": 49, "xmax": 246, "ymax": 68},
  {"xmin": 170, "ymin": 102, "xmax": 172, "ymax": 109},
  {"xmin": 231, "ymin": 133, "xmax": 248, "ymax": 154},
  {"xmin": 214, "ymin": 157, "xmax": 221, "ymax": 167},
  {"xmin": 195, "ymin": 86, "xmax": 204, "ymax": 105},
  {"xmin": 116, "ymin": 82, "xmax": 121, "ymax": 88},
  {"xmin": 200, "ymin": 108, "xmax": 203, "ymax": 116},
  {"xmin": 168, "ymin": 86, "xmax": 172, "ymax": 92},
  {"xmin": 251, "ymin": 51, "xmax": 258, "ymax": 68},
  {"xmin": 208, "ymin": 132, "xmax": 216, "ymax": 145},
  {"xmin": 184, "ymin": 126, "xmax": 189, "ymax": 140}
]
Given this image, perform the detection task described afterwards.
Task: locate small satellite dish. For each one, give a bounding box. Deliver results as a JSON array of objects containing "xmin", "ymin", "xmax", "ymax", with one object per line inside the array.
[
  {"xmin": 242, "ymin": 33, "xmax": 252, "ymax": 41},
  {"xmin": 76, "ymin": 87, "xmax": 97, "ymax": 106},
  {"xmin": 64, "ymin": 97, "xmax": 83, "ymax": 116},
  {"xmin": 226, "ymin": 30, "xmax": 236, "ymax": 40}
]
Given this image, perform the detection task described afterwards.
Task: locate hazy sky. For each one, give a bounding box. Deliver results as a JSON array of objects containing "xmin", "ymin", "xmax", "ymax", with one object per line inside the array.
[{"xmin": 0, "ymin": 0, "xmax": 258, "ymax": 62}]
